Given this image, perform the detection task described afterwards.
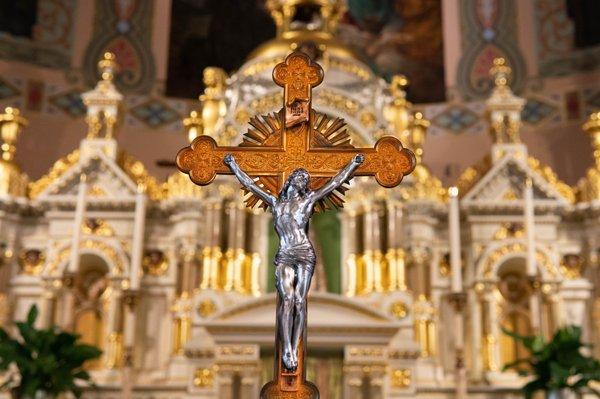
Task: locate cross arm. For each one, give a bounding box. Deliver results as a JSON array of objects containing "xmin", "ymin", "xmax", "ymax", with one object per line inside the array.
[
  {"xmin": 176, "ymin": 135, "xmax": 285, "ymax": 186},
  {"xmin": 306, "ymin": 136, "xmax": 416, "ymax": 188}
]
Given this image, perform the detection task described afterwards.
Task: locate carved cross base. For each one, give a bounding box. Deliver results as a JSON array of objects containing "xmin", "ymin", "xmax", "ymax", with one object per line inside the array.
[{"xmin": 260, "ymin": 297, "xmax": 319, "ymax": 399}]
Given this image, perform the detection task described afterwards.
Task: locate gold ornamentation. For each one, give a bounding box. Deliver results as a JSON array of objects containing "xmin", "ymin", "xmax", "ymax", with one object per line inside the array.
[
  {"xmin": 0, "ymin": 107, "xmax": 29, "ymax": 197},
  {"xmin": 487, "ymin": 58, "xmax": 524, "ymax": 144},
  {"xmin": 389, "ymin": 301, "xmax": 408, "ymax": 319},
  {"xmin": 48, "ymin": 240, "xmax": 124, "ymax": 276},
  {"xmin": 106, "ymin": 332, "xmax": 123, "ymax": 369},
  {"xmin": 82, "ymin": 218, "xmax": 114, "ymax": 237},
  {"xmin": 391, "ymin": 368, "xmax": 411, "ymax": 388},
  {"xmin": 198, "ymin": 299, "xmax": 217, "ymax": 318},
  {"xmin": 327, "ymin": 57, "xmax": 371, "ymax": 81},
  {"xmin": 484, "ymin": 333, "xmax": 499, "ymax": 371},
  {"xmin": 493, "ymin": 223, "xmax": 524, "ymax": 240},
  {"xmin": 142, "ymin": 249, "xmax": 169, "ymax": 276},
  {"xmin": 241, "ymin": 57, "xmax": 283, "ymax": 78},
  {"xmin": 219, "ymin": 345, "xmax": 256, "ymax": 356},
  {"xmin": 250, "ymin": 92, "xmax": 281, "ymax": 115},
  {"xmin": 18, "ymin": 249, "xmax": 45, "ymax": 275},
  {"xmin": 359, "ymin": 111, "xmax": 376, "ymax": 128},
  {"xmin": 526, "ymin": 157, "xmax": 575, "ymax": 203},
  {"xmin": 118, "ymin": 152, "xmax": 166, "ymax": 200},
  {"xmin": 0, "ymin": 107, "xmax": 28, "ymax": 162},
  {"xmin": 314, "ymin": 89, "xmax": 359, "ymax": 117},
  {"xmin": 266, "ymin": 0, "xmax": 346, "ymax": 36},
  {"xmin": 234, "ymin": 107, "xmax": 250, "ymax": 125},
  {"xmin": 577, "ymin": 168, "xmax": 600, "ymax": 202},
  {"xmin": 199, "ymin": 67, "xmax": 228, "ymax": 138},
  {"xmin": 184, "ymin": 110, "xmax": 202, "ymax": 143},
  {"xmin": 384, "ymin": 75, "xmax": 411, "ymax": 138},
  {"xmin": 193, "ymin": 367, "xmax": 215, "ymax": 388},
  {"xmin": 398, "ymin": 164, "xmax": 446, "ymax": 202},
  {"xmin": 577, "ymin": 111, "xmax": 600, "ymax": 201},
  {"xmin": 28, "ymin": 150, "xmax": 80, "ymax": 198},
  {"xmin": 87, "ymin": 184, "xmax": 106, "ymax": 197},
  {"xmin": 82, "ymin": 52, "xmax": 122, "ymax": 139},
  {"xmin": 502, "ymin": 188, "xmax": 519, "ymax": 200},
  {"xmin": 560, "ymin": 254, "xmax": 584, "ymax": 279},
  {"xmin": 165, "ymin": 171, "xmax": 205, "ymax": 199},
  {"xmin": 439, "ymin": 253, "xmax": 450, "ymax": 277},
  {"xmin": 482, "ymin": 242, "xmax": 556, "ymax": 278},
  {"xmin": 455, "ymin": 156, "xmax": 492, "ymax": 198}
]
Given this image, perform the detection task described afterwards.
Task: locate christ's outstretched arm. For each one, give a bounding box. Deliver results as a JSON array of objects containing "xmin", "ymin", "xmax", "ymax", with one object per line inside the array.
[
  {"xmin": 310, "ymin": 154, "xmax": 364, "ymax": 202},
  {"xmin": 224, "ymin": 154, "xmax": 277, "ymax": 207}
]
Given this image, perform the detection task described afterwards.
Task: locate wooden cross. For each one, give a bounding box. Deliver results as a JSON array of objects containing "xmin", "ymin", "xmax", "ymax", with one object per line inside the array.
[
  {"xmin": 176, "ymin": 52, "xmax": 416, "ymax": 209},
  {"xmin": 176, "ymin": 52, "xmax": 416, "ymax": 398}
]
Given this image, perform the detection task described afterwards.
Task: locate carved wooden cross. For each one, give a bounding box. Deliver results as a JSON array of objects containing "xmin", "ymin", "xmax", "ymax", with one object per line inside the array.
[
  {"xmin": 176, "ymin": 52, "xmax": 416, "ymax": 210},
  {"xmin": 176, "ymin": 52, "xmax": 416, "ymax": 398}
]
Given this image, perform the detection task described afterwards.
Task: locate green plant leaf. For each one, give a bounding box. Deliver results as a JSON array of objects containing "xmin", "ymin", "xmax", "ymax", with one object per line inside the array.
[
  {"xmin": 26, "ymin": 306, "xmax": 38, "ymax": 326},
  {"xmin": 1, "ymin": 305, "xmax": 102, "ymax": 397}
]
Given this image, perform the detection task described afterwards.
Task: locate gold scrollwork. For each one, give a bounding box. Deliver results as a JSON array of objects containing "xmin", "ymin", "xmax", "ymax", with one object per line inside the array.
[
  {"xmin": 391, "ymin": 368, "xmax": 411, "ymax": 388},
  {"xmin": 482, "ymin": 242, "xmax": 556, "ymax": 278},
  {"xmin": 193, "ymin": 367, "xmax": 215, "ymax": 388},
  {"xmin": 198, "ymin": 299, "xmax": 217, "ymax": 318},
  {"xmin": 28, "ymin": 149, "xmax": 80, "ymax": 198},
  {"xmin": 389, "ymin": 301, "xmax": 408, "ymax": 319},
  {"xmin": 18, "ymin": 249, "xmax": 45, "ymax": 275},
  {"xmin": 142, "ymin": 249, "xmax": 169, "ymax": 277},
  {"xmin": 82, "ymin": 218, "xmax": 114, "ymax": 237},
  {"xmin": 47, "ymin": 240, "xmax": 124, "ymax": 276},
  {"xmin": 560, "ymin": 254, "xmax": 584, "ymax": 279}
]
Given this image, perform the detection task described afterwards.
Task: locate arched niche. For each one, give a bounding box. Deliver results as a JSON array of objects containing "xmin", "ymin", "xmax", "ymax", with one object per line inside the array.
[
  {"xmin": 496, "ymin": 257, "xmax": 533, "ymax": 368},
  {"xmin": 73, "ymin": 253, "xmax": 111, "ymax": 369}
]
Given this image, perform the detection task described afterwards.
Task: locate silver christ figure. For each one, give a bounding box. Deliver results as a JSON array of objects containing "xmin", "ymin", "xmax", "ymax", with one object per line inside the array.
[{"xmin": 224, "ymin": 153, "xmax": 364, "ymax": 371}]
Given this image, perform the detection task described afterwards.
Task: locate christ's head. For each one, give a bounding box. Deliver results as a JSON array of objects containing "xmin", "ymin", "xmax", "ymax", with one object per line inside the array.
[{"xmin": 280, "ymin": 168, "xmax": 310, "ymax": 199}]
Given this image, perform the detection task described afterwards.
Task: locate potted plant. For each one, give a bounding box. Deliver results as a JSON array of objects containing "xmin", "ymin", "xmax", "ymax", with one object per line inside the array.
[
  {"xmin": 503, "ymin": 325, "xmax": 600, "ymax": 399},
  {"xmin": 0, "ymin": 305, "xmax": 102, "ymax": 398}
]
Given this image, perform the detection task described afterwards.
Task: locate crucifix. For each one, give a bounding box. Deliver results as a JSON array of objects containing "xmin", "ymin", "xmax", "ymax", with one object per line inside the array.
[{"xmin": 177, "ymin": 52, "xmax": 415, "ymax": 398}]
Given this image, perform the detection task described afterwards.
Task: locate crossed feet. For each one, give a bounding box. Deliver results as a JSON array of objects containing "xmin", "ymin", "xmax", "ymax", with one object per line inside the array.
[{"xmin": 282, "ymin": 347, "xmax": 298, "ymax": 371}]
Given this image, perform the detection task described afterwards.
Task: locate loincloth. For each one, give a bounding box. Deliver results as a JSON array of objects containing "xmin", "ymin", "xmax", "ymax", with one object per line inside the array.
[{"xmin": 274, "ymin": 243, "xmax": 316, "ymax": 270}]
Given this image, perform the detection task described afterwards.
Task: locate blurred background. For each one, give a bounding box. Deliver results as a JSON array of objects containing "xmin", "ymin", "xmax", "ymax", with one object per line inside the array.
[{"xmin": 0, "ymin": 0, "xmax": 599, "ymax": 398}]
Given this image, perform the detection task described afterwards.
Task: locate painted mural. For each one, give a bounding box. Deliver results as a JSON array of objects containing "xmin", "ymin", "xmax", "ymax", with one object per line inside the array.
[{"xmin": 337, "ymin": 0, "xmax": 445, "ymax": 103}]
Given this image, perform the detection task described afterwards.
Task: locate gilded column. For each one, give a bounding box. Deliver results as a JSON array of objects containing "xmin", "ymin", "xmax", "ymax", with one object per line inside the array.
[
  {"xmin": 106, "ymin": 285, "xmax": 123, "ymax": 369},
  {"xmin": 233, "ymin": 204, "xmax": 247, "ymax": 293},
  {"xmin": 200, "ymin": 202, "xmax": 215, "ymax": 289},
  {"xmin": 223, "ymin": 201, "xmax": 237, "ymax": 291},
  {"xmin": 210, "ymin": 201, "xmax": 223, "ymax": 289},
  {"xmin": 371, "ymin": 204, "xmax": 385, "ymax": 292},
  {"xmin": 386, "ymin": 202, "xmax": 397, "ymax": 292}
]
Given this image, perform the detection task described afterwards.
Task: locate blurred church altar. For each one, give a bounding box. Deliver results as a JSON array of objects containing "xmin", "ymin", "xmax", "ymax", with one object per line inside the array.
[{"xmin": 0, "ymin": 0, "xmax": 599, "ymax": 398}]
